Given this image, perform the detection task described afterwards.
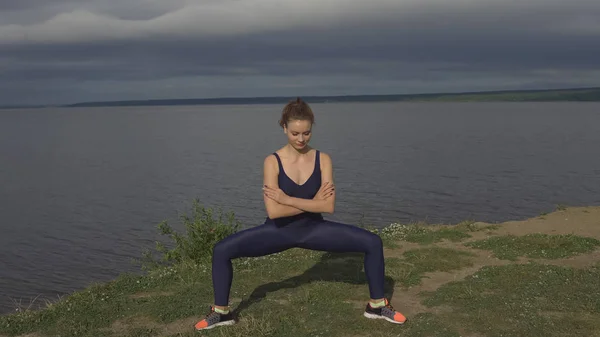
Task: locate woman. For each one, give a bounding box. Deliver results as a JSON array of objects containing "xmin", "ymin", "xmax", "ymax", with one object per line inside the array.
[{"xmin": 195, "ymin": 98, "xmax": 406, "ymax": 331}]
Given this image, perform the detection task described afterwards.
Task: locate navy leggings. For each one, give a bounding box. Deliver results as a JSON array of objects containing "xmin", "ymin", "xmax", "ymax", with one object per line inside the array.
[{"xmin": 211, "ymin": 218, "xmax": 385, "ymax": 306}]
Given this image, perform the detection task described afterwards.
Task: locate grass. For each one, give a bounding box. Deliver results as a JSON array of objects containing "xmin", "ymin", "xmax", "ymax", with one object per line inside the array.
[
  {"xmin": 386, "ymin": 248, "xmax": 477, "ymax": 287},
  {"xmin": 378, "ymin": 222, "xmax": 473, "ymax": 245},
  {"xmin": 367, "ymin": 219, "xmax": 500, "ymax": 249},
  {"xmin": 420, "ymin": 263, "xmax": 600, "ymax": 337},
  {"xmin": 465, "ymin": 233, "xmax": 600, "ymax": 261},
  {"xmin": 0, "ymin": 247, "xmax": 469, "ymax": 337},
  {"xmin": 2, "ymin": 204, "xmax": 600, "ymax": 337},
  {"xmin": 555, "ymin": 204, "xmax": 568, "ymax": 211}
]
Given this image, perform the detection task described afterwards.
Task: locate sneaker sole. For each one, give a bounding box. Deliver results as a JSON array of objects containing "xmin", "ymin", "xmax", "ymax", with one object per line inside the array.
[
  {"xmin": 196, "ymin": 320, "xmax": 235, "ymax": 331},
  {"xmin": 363, "ymin": 312, "xmax": 405, "ymax": 324}
]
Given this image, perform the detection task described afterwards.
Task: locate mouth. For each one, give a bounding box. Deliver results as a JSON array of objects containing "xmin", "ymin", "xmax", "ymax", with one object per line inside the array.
[{"xmin": 296, "ymin": 143, "xmax": 305, "ymax": 147}]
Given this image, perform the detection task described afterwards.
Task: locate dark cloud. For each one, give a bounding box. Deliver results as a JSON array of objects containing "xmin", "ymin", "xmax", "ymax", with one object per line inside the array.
[
  {"xmin": 1, "ymin": 0, "xmax": 599, "ymax": 105},
  {"xmin": 0, "ymin": 0, "xmax": 73, "ymax": 11}
]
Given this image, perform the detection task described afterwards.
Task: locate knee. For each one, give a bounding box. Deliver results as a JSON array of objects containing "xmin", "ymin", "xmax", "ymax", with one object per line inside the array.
[
  {"xmin": 364, "ymin": 231, "xmax": 383, "ymax": 252},
  {"xmin": 212, "ymin": 239, "xmax": 231, "ymax": 260}
]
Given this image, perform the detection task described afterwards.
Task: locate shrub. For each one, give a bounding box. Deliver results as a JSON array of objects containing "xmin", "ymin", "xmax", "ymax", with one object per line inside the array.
[{"xmin": 140, "ymin": 199, "xmax": 241, "ymax": 270}]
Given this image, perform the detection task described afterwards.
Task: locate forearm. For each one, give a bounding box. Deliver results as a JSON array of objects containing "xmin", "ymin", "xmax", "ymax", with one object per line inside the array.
[
  {"xmin": 268, "ymin": 203, "xmax": 305, "ymax": 219},
  {"xmin": 286, "ymin": 197, "xmax": 333, "ymax": 214}
]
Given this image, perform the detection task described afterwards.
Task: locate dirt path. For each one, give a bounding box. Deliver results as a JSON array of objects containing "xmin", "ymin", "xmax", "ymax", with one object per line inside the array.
[{"xmin": 480, "ymin": 205, "xmax": 600, "ymax": 238}]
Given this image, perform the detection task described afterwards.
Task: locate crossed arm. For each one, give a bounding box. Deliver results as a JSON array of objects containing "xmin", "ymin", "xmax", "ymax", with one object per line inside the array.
[{"xmin": 262, "ymin": 152, "xmax": 336, "ymax": 219}]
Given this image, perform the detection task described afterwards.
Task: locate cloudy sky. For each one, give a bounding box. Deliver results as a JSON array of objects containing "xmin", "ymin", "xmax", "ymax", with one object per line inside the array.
[{"xmin": 1, "ymin": 0, "xmax": 599, "ymax": 105}]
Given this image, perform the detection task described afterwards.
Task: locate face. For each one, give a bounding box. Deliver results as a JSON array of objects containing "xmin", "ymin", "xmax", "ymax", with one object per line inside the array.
[{"xmin": 284, "ymin": 119, "xmax": 312, "ymax": 150}]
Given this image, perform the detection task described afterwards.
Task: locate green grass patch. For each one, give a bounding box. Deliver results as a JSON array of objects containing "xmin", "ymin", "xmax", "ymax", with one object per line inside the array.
[
  {"xmin": 364, "ymin": 220, "xmax": 494, "ymax": 248},
  {"xmin": 465, "ymin": 234, "xmax": 600, "ymax": 261},
  {"xmin": 0, "ymin": 248, "xmax": 463, "ymax": 337},
  {"xmin": 380, "ymin": 223, "xmax": 472, "ymax": 245},
  {"xmin": 386, "ymin": 248, "xmax": 476, "ymax": 287},
  {"xmin": 421, "ymin": 263, "xmax": 600, "ymax": 337}
]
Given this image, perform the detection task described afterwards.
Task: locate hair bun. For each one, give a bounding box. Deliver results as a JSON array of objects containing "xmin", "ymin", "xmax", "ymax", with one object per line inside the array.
[{"xmin": 279, "ymin": 97, "xmax": 314, "ymax": 128}]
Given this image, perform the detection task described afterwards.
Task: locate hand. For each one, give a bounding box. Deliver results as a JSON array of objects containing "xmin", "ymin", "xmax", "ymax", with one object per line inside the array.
[
  {"xmin": 263, "ymin": 185, "xmax": 291, "ymax": 205},
  {"xmin": 314, "ymin": 182, "xmax": 335, "ymax": 200}
]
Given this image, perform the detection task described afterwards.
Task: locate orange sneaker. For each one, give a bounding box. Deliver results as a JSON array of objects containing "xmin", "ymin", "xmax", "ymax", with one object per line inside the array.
[
  {"xmin": 194, "ymin": 306, "xmax": 235, "ymax": 331},
  {"xmin": 363, "ymin": 299, "xmax": 406, "ymax": 324}
]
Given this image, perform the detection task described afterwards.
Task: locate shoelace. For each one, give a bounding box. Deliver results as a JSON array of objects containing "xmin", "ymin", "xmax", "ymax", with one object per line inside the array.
[
  {"xmin": 205, "ymin": 307, "xmax": 219, "ymax": 319},
  {"xmin": 383, "ymin": 299, "xmax": 396, "ymax": 311}
]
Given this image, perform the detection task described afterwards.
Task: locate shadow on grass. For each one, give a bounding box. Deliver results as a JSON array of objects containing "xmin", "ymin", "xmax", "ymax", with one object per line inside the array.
[{"xmin": 233, "ymin": 252, "xmax": 395, "ymax": 317}]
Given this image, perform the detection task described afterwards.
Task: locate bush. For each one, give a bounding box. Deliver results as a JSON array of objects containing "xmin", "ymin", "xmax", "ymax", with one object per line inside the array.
[{"xmin": 140, "ymin": 199, "xmax": 241, "ymax": 270}]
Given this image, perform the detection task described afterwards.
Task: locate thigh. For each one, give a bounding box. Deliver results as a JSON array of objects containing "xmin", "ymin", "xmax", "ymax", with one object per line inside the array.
[
  {"xmin": 298, "ymin": 220, "xmax": 381, "ymax": 253},
  {"xmin": 215, "ymin": 222, "xmax": 296, "ymax": 258}
]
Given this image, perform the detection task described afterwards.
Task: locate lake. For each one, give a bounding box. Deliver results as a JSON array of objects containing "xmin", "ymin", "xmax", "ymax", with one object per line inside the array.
[{"xmin": 1, "ymin": 102, "xmax": 599, "ymax": 314}]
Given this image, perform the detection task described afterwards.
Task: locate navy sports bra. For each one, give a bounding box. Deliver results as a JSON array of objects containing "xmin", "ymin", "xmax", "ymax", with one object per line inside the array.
[
  {"xmin": 267, "ymin": 150, "xmax": 323, "ymax": 224},
  {"xmin": 273, "ymin": 150, "xmax": 321, "ymax": 200}
]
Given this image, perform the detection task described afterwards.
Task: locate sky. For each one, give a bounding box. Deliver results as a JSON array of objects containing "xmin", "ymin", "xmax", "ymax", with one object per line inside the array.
[{"xmin": 1, "ymin": 0, "xmax": 600, "ymax": 105}]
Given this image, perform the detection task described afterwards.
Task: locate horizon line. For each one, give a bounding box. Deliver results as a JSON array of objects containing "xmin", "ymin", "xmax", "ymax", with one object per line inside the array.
[{"xmin": 2, "ymin": 85, "xmax": 600, "ymax": 109}]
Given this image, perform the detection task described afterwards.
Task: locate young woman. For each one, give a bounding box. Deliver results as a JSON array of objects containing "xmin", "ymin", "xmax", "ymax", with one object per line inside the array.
[{"xmin": 195, "ymin": 98, "xmax": 406, "ymax": 331}]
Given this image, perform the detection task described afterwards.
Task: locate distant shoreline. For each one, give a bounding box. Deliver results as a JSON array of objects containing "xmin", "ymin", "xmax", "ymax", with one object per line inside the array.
[{"xmin": 2, "ymin": 86, "xmax": 600, "ymax": 109}]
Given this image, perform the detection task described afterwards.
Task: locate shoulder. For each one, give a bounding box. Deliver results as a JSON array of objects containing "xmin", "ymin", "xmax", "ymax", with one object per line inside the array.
[
  {"xmin": 318, "ymin": 151, "xmax": 333, "ymax": 167},
  {"xmin": 264, "ymin": 153, "xmax": 277, "ymax": 165},
  {"xmin": 263, "ymin": 153, "xmax": 280, "ymax": 173}
]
